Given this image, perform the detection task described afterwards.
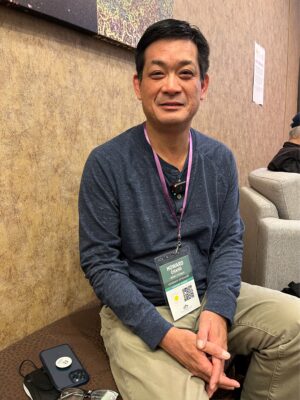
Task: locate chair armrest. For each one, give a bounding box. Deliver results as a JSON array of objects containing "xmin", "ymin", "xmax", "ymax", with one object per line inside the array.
[
  {"xmin": 255, "ymin": 218, "xmax": 300, "ymax": 290},
  {"xmin": 249, "ymin": 168, "xmax": 300, "ymax": 220},
  {"xmin": 240, "ymin": 187, "xmax": 278, "ymax": 220},
  {"xmin": 240, "ymin": 187, "xmax": 279, "ymax": 286}
]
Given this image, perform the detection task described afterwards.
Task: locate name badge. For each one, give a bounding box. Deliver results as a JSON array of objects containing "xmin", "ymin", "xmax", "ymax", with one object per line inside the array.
[{"xmin": 155, "ymin": 248, "xmax": 200, "ymax": 321}]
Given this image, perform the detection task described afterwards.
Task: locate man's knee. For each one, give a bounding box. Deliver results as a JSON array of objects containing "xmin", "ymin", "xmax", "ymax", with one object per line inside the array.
[{"xmin": 231, "ymin": 284, "xmax": 300, "ymax": 351}]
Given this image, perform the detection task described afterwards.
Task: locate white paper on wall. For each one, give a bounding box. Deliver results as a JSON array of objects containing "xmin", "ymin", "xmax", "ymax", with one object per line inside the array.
[{"xmin": 252, "ymin": 42, "xmax": 265, "ymax": 106}]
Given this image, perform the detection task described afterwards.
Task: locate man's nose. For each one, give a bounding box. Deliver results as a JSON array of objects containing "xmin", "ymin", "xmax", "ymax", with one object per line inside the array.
[{"xmin": 162, "ymin": 74, "xmax": 181, "ymax": 94}]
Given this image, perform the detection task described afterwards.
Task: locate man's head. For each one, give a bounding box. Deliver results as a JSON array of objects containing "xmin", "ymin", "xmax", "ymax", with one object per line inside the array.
[
  {"xmin": 133, "ymin": 19, "xmax": 210, "ymax": 132},
  {"xmin": 289, "ymin": 112, "xmax": 300, "ymax": 144},
  {"xmin": 290, "ymin": 112, "xmax": 300, "ymax": 129},
  {"xmin": 289, "ymin": 126, "xmax": 300, "ymax": 143},
  {"xmin": 135, "ymin": 19, "xmax": 210, "ymax": 82}
]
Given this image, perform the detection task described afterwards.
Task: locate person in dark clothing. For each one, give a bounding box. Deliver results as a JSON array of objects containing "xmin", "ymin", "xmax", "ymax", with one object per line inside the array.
[{"xmin": 268, "ymin": 112, "xmax": 300, "ymax": 173}]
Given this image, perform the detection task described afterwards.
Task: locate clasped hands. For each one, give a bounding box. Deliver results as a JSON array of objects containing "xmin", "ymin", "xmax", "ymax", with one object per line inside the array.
[{"xmin": 160, "ymin": 310, "xmax": 240, "ymax": 398}]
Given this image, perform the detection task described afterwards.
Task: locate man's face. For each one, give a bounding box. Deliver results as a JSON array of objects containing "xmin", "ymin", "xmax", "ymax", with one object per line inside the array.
[{"xmin": 133, "ymin": 39, "xmax": 209, "ymax": 131}]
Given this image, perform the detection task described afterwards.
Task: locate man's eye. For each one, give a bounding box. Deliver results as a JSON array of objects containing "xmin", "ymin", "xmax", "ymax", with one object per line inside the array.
[
  {"xmin": 180, "ymin": 70, "xmax": 194, "ymax": 79},
  {"xmin": 150, "ymin": 71, "xmax": 164, "ymax": 79}
]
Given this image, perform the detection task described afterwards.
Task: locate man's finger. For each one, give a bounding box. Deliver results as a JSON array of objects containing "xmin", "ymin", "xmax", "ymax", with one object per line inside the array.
[
  {"xmin": 206, "ymin": 357, "xmax": 222, "ymax": 397},
  {"xmin": 209, "ymin": 357, "xmax": 223, "ymax": 390},
  {"xmin": 196, "ymin": 319, "xmax": 210, "ymax": 350},
  {"xmin": 196, "ymin": 339, "xmax": 230, "ymax": 360},
  {"xmin": 219, "ymin": 374, "xmax": 240, "ymax": 389}
]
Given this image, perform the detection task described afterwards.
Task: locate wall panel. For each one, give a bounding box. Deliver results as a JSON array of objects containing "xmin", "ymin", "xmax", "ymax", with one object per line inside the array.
[{"xmin": 0, "ymin": 7, "xmax": 143, "ymax": 349}]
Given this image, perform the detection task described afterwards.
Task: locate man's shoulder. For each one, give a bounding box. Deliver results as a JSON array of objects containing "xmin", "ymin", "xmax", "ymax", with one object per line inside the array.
[
  {"xmin": 83, "ymin": 124, "xmax": 144, "ymax": 176},
  {"xmin": 192, "ymin": 128, "xmax": 234, "ymax": 163},
  {"xmin": 283, "ymin": 141, "xmax": 300, "ymax": 149},
  {"xmin": 91, "ymin": 124, "xmax": 143, "ymax": 157}
]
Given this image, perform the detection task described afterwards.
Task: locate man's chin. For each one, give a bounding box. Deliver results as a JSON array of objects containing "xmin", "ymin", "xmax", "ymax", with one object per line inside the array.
[
  {"xmin": 145, "ymin": 122, "xmax": 191, "ymax": 137},
  {"xmin": 155, "ymin": 117, "xmax": 191, "ymax": 130}
]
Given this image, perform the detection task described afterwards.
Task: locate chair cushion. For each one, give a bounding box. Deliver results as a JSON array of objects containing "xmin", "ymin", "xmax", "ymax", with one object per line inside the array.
[{"xmin": 249, "ymin": 168, "xmax": 300, "ymax": 220}]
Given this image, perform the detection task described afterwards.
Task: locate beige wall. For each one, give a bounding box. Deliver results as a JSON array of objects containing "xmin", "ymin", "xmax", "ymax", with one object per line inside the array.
[
  {"xmin": 0, "ymin": 0, "xmax": 299, "ymax": 350},
  {"xmin": 174, "ymin": 0, "xmax": 300, "ymax": 180}
]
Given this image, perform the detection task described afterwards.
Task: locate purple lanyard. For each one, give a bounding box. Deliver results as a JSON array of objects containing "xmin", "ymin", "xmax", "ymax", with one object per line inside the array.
[{"xmin": 144, "ymin": 126, "xmax": 193, "ymax": 252}]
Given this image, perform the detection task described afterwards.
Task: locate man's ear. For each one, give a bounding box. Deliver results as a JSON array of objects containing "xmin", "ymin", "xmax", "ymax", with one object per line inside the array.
[
  {"xmin": 133, "ymin": 74, "xmax": 142, "ymax": 100},
  {"xmin": 200, "ymin": 74, "xmax": 209, "ymax": 101}
]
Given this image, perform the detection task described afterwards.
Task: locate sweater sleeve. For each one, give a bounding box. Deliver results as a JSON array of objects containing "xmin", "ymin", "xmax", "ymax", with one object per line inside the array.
[
  {"xmin": 203, "ymin": 151, "xmax": 244, "ymax": 324},
  {"xmin": 79, "ymin": 150, "xmax": 172, "ymax": 349}
]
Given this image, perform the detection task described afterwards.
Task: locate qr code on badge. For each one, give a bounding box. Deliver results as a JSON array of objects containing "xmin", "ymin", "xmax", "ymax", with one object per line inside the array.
[{"xmin": 182, "ymin": 285, "xmax": 194, "ymax": 301}]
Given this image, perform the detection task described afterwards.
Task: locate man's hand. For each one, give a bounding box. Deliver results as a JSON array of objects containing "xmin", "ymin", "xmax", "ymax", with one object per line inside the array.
[
  {"xmin": 196, "ymin": 310, "xmax": 237, "ymax": 398},
  {"xmin": 159, "ymin": 324, "xmax": 240, "ymax": 397}
]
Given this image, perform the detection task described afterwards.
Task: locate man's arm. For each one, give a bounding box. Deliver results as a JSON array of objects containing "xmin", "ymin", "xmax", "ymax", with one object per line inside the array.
[
  {"xmin": 79, "ymin": 149, "xmax": 172, "ymax": 349},
  {"xmin": 197, "ymin": 150, "xmax": 243, "ymax": 395},
  {"xmin": 204, "ymin": 150, "xmax": 244, "ymax": 323},
  {"xmin": 160, "ymin": 149, "xmax": 243, "ymax": 396}
]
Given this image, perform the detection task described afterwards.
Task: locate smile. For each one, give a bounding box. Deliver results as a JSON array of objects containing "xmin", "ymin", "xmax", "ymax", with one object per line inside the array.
[{"xmin": 159, "ymin": 102, "xmax": 184, "ymax": 109}]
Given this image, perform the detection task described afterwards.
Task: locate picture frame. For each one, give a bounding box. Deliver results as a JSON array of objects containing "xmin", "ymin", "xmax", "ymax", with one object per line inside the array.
[{"xmin": 0, "ymin": 0, "xmax": 174, "ymax": 48}]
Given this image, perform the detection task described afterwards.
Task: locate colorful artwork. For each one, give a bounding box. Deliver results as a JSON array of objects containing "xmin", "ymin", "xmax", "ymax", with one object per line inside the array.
[
  {"xmin": 0, "ymin": 0, "xmax": 174, "ymax": 48},
  {"xmin": 97, "ymin": 0, "xmax": 174, "ymax": 48}
]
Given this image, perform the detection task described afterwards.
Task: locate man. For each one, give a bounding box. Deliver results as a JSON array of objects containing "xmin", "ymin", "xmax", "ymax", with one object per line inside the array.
[
  {"xmin": 79, "ymin": 19, "xmax": 300, "ymax": 400},
  {"xmin": 268, "ymin": 112, "xmax": 300, "ymax": 173}
]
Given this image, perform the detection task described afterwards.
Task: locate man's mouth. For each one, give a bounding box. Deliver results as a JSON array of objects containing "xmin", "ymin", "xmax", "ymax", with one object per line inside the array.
[{"xmin": 159, "ymin": 101, "xmax": 184, "ymax": 108}]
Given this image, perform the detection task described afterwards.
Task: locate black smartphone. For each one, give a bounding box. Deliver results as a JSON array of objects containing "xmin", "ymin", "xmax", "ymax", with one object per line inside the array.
[{"xmin": 39, "ymin": 343, "xmax": 89, "ymax": 391}]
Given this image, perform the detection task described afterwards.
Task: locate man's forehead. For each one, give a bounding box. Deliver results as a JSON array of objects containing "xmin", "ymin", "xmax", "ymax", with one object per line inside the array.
[
  {"xmin": 143, "ymin": 39, "xmax": 198, "ymax": 66},
  {"xmin": 150, "ymin": 59, "xmax": 195, "ymax": 67}
]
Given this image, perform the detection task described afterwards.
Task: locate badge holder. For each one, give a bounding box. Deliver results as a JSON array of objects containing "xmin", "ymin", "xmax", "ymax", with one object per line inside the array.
[
  {"xmin": 155, "ymin": 247, "xmax": 200, "ymax": 321},
  {"xmin": 145, "ymin": 126, "xmax": 200, "ymax": 321}
]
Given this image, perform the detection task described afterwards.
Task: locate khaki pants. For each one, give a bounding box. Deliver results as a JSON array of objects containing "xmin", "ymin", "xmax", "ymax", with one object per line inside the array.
[{"xmin": 100, "ymin": 283, "xmax": 300, "ymax": 400}]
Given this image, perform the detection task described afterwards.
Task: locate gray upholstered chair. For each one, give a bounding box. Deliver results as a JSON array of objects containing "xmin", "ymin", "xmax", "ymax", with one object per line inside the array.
[{"xmin": 240, "ymin": 168, "xmax": 300, "ymax": 290}]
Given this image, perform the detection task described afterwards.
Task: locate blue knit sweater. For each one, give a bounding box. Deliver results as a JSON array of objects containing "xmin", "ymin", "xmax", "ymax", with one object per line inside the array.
[{"xmin": 79, "ymin": 124, "xmax": 243, "ymax": 349}]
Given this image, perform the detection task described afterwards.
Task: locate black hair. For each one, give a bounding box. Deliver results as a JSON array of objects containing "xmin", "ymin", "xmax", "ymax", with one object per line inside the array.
[{"xmin": 135, "ymin": 19, "xmax": 210, "ymax": 81}]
